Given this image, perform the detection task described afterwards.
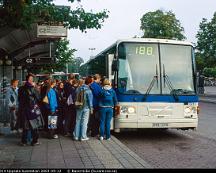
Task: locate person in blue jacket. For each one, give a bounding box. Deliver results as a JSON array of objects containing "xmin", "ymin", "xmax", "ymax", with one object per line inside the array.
[
  {"xmin": 47, "ymin": 79, "xmax": 58, "ymax": 139},
  {"xmin": 98, "ymin": 78, "xmax": 118, "ymax": 141},
  {"xmin": 89, "ymin": 74, "xmax": 102, "ymax": 137}
]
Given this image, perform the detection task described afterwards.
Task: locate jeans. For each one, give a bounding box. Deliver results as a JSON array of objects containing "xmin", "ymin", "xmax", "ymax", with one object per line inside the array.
[
  {"xmin": 9, "ymin": 109, "xmax": 17, "ymax": 130},
  {"xmin": 99, "ymin": 107, "xmax": 113, "ymax": 139},
  {"xmin": 64, "ymin": 105, "xmax": 76, "ymax": 135},
  {"xmin": 73, "ymin": 108, "xmax": 90, "ymax": 139},
  {"xmin": 88, "ymin": 107, "xmax": 100, "ymax": 136},
  {"xmin": 22, "ymin": 128, "xmax": 38, "ymax": 144}
]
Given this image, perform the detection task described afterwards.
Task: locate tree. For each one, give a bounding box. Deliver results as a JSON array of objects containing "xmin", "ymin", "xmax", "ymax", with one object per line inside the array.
[
  {"xmin": 33, "ymin": 38, "xmax": 76, "ymax": 73},
  {"xmin": 196, "ymin": 12, "xmax": 216, "ymax": 71},
  {"xmin": 68, "ymin": 56, "xmax": 84, "ymax": 73},
  {"xmin": 0, "ymin": 0, "xmax": 109, "ymax": 31},
  {"xmin": 195, "ymin": 52, "xmax": 206, "ymax": 72},
  {"xmin": 140, "ymin": 9, "xmax": 186, "ymax": 40},
  {"xmin": 54, "ymin": 38, "xmax": 76, "ymax": 71},
  {"xmin": 0, "ymin": 0, "xmax": 109, "ymax": 74}
]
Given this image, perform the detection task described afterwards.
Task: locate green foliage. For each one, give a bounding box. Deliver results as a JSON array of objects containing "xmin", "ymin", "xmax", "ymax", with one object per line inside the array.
[
  {"xmin": 54, "ymin": 38, "xmax": 76, "ymax": 71},
  {"xmin": 0, "ymin": 0, "xmax": 109, "ymax": 31},
  {"xmin": 140, "ymin": 9, "xmax": 186, "ymax": 40},
  {"xmin": 68, "ymin": 56, "xmax": 84, "ymax": 73},
  {"xmin": 196, "ymin": 12, "xmax": 216, "ymax": 71},
  {"xmin": 195, "ymin": 52, "xmax": 206, "ymax": 72},
  {"xmin": 203, "ymin": 67, "xmax": 216, "ymax": 77}
]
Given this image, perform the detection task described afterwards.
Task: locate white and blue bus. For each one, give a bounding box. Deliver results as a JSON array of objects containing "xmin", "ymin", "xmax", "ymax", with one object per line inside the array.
[{"xmin": 80, "ymin": 38, "xmax": 199, "ymax": 132}]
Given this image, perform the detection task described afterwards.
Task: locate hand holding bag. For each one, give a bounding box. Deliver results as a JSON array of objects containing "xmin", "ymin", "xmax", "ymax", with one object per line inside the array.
[
  {"xmin": 28, "ymin": 104, "xmax": 44, "ymax": 129},
  {"xmin": 42, "ymin": 95, "xmax": 49, "ymax": 104},
  {"xmin": 48, "ymin": 113, "xmax": 58, "ymax": 129}
]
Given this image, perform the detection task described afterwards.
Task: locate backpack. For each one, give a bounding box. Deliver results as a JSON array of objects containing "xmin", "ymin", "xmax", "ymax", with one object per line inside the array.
[{"xmin": 75, "ymin": 88, "xmax": 85, "ymax": 109}]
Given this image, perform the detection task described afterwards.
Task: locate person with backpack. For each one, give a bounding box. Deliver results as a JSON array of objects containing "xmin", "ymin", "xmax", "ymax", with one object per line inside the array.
[
  {"xmin": 73, "ymin": 77, "xmax": 93, "ymax": 141},
  {"xmin": 98, "ymin": 78, "xmax": 118, "ymax": 141}
]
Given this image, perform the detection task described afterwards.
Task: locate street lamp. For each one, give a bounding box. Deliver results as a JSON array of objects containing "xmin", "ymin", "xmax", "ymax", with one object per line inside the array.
[{"xmin": 89, "ymin": 48, "xmax": 96, "ymax": 59}]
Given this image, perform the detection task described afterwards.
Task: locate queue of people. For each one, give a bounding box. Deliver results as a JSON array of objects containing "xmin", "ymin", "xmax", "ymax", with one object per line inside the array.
[{"xmin": 5, "ymin": 73, "xmax": 118, "ymax": 146}]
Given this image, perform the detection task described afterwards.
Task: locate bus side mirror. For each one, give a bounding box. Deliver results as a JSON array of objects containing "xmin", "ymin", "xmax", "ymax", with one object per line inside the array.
[{"xmin": 112, "ymin": 59, "xmax": 119, "ymax": 72}]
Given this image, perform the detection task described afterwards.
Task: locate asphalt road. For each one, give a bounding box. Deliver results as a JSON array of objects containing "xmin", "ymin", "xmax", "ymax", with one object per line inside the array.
[{"xmin": 114, "ymin": 102, "xmax": 216, "ymax": 168}]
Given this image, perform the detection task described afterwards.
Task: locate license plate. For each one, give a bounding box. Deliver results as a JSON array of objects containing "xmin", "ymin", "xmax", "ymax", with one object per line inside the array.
[{"xmin": 152, "ymin": 123, "xmax": 168, "ymax": 128}]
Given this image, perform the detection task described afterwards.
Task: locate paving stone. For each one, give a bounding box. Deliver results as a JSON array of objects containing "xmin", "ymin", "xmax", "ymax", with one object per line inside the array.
[{"xmin": 0, "ymin": 131, "xmax": 151, "ymax": 169}]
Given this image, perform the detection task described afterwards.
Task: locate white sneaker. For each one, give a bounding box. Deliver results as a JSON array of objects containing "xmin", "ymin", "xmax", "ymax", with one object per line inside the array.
[
  {"xmin": 106, "ymin": 138, "xmax": 111, "ymax": 141},
  {"xmin": 99, "ymin": 136, "xmax": 104, "ymax": 141},
  {"xmin": 11, "ymin": 130, "xmax": 17, "ymax": 134},
  {"xmin": 74, "ymin": 137, "xmax": 79, "ymax": 141},
  {"xmin": 81, "ymin": 137, "xmax": 89, "ymax": 141},
  {"xmin": 18, "ymin": 129, "xmax": 23, "ymax": 133},
  {"xmin": 53, "ymin": 134, "xmax": 58, "ymax": 139}
]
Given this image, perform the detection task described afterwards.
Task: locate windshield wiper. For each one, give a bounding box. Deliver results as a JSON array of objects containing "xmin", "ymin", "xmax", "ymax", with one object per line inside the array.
[
  {"xmin": 144, "ymin": 64, "xmax": 158, "ymax": 100},
  {"xmin": 163, "ymin": 64, "xmax": 179, "ymax": 102}
]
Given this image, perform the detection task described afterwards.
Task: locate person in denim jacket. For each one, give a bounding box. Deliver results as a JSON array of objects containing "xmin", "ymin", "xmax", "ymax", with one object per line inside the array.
[
  {"xmin": 73, "ymin": 77, "xmax": 93, "ymax": 141},
  {"xmin": 6, "ymin": 79, "xmax": 19, "ymax": 132},
  {"xmin": 98, "ymin": 79, "xmax": 118, "ymax": 141}
]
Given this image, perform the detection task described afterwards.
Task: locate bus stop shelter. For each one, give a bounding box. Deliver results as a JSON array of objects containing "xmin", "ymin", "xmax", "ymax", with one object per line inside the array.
[{"xmin": 0, "ymin": 24, "xmax": 67, "ymax": 124}]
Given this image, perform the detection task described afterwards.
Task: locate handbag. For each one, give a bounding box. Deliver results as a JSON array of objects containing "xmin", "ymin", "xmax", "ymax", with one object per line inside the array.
[
  {"xmin": 48, "ymin": 114, "xmax": 58, "ymax": 129},
  {"xmin": 67, "ymin": 94, "xmax": 74, "ymax": 106},
  {"xmin": 42, "ymin": 95, "xmax": 49, "ymax": 104},
  {"xmin": 28, "ymin": 104, "xmax": 44, "ymax": 129}
]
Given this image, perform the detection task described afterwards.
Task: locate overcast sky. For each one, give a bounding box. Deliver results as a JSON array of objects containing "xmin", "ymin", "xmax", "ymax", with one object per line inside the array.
[{"xmin": 54, "ymin": 0, "xmax": 216, "ymax": 62}]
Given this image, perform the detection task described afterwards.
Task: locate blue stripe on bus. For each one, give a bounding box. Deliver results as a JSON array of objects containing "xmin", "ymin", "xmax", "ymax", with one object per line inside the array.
[{"xmin": 116, "ymin": 94, "xmax": 199, "ymax": 103}]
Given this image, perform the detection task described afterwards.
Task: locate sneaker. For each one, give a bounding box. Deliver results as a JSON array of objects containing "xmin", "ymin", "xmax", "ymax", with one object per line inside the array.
[
  {"xmin": 18, "ymin": 129, "xmax": 23, "ymax": 133},
  {"xmin": 64, "ymin": 133, "xmax": 71, "ymax": 137},
  {"xmin": 31, "ymin": 142, "xmax": 41, "ymax": 146},
  {"xmin": 11, "ymin": 130, "xmax": 17, "ymax": 134},
  {"xmin": 106, "ymin": 138, "xmax": 111, "ymax": 141},
  {"xmin": 20, "ymin": 142, "xmax": 27, "ymax": 146},
  {"xmin": 81, "ymin": 137, "xmax": 89, "ymax": 141},
  {"xmin": 99, "ymin": 136, "xmax": 104, "ymax": 141},
  {"xmin": 53, "ymin": 134, "xmax": 58, "ymax": 139},
  {"xmin": 73, "ymin": 137, "xmax": 79, "ymax": 141}
]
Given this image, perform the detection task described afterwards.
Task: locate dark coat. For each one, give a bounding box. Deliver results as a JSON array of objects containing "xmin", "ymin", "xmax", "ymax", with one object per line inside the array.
[{"xmin": 17, "ymin": 83, "xmax": 41, "ymax": 129}]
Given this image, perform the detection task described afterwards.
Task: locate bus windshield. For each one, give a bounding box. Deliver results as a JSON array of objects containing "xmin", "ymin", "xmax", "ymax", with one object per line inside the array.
[{"xmin": 117, "ymin": 42, "xmax": 195, "ymax": 95}]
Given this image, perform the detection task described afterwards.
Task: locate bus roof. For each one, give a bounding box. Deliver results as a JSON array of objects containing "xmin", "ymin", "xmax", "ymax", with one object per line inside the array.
[
  {"xmin": 35, "ymin": 72, "xmax": 79, "ymax": 77},
  {"xmin": 115, "ymin": 38, "xmax": 194, "ymax": 46}
]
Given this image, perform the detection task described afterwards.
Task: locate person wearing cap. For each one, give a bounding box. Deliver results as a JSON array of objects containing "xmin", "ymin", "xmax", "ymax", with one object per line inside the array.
[{"xmin": 98, "ymin": 78, "xmax": 118, "ymax": 141}]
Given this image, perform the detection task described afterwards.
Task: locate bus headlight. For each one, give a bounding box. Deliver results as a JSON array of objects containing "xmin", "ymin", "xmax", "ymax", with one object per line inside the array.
[
  {"xmin": 184, "ymin": 107, "xmax": 192, "ymax": 114},
  {"xmin": 120, "ymin": 106, "xmax": 136, "ymax": 114},
  {"xmin": 128, "ymin": 107, "xmax": 136, "ymax": 114}
]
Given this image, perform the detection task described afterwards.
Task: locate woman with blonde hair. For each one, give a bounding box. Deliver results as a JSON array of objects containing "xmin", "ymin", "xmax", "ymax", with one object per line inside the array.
[{"xmin": 98, "ymin": 78, "xmax": 118, "ymax": 141}]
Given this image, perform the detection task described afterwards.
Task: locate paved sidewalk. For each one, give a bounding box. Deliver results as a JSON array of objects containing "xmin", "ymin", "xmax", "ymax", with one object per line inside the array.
[{"xmin": 0, "ymin": 129, "xmax": 152, "ymax": 169}]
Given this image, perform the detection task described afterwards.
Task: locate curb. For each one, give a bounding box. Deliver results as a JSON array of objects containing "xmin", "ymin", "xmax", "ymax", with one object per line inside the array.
[
  {"xmin": 111, "ymin": 135, "xmax": 153, "ymax": 168},
  {"xmin": 199, "ymin": 98, "xmax": 216, "ymax": 104}
]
